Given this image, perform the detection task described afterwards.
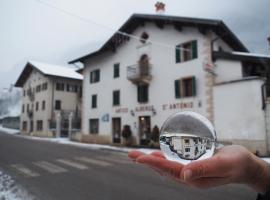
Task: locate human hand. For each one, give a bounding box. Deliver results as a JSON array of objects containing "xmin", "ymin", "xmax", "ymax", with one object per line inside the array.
[{"xmin": 128, "ymin": 145, "xmax": 270, "ymax": 193}]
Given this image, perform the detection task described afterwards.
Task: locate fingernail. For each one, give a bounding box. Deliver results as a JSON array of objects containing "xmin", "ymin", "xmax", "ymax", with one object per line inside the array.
[{"xmin": 183, "ymin": 169, "xmax": 192, "ymax": 181}]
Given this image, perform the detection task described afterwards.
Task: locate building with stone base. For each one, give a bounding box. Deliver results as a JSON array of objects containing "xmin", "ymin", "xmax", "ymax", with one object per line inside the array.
[{"xmin": 69, "ymin": 14, "xmax": 270, "ymax": 155}]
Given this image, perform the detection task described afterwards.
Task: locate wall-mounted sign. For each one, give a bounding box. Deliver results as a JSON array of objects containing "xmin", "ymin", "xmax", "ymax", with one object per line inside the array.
[
  {"xmin": 115, "ymin": 108, "xmax": 129, "ymax": 113},
  {"xmin": 203, "ymin": 62, "xmax": 216, "ymax": 75},
  {"xmin": 101, "ymin": 113, "xmax": 110, "ymax": 122},
  {"xmin": 162, "ymin": 102, "xmax": 193, "ymax": 111},
  {"xmin": 135, "ymin": 105, "xmax": 154, "ymax": 112}
]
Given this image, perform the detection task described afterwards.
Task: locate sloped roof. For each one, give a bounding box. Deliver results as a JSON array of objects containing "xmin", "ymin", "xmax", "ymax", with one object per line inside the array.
[
  {"xmin": 212, "ymin": 51, "xmax": 270, "ymax": 63},
  {"xmin": 69, "ymin": 13, "xmax": 248, "ymax": 64},
  {"xmin": 15, "ymin": 61, "xmax": 82, "ymax": 87}
]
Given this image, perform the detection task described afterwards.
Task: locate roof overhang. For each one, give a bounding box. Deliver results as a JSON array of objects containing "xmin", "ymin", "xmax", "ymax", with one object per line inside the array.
[{"xmin": 69, "ymin": 13, "xmax": 248, "ymax": 64}]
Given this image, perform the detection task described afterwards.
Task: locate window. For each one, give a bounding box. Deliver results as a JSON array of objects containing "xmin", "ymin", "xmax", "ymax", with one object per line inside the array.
[
  {"xmin": 42, "ymin": 101, "xmax": 46, "ymax": 110},
  {"xmin": 174, "ymin": 76, "xmax": 196, "ymax": 98},
  {"xmin": 67, "ymin": 84, "xmax": 78, "ymax": 92},
  {"xmin": 91, "ymin": 95, "xmax": 97, "ymax": 108},
  {"xmin": 184, "ymin": 139, "xmax": 190, "ymax": 144},
  {"xmin": 42, "ymin": 83, "xmax": 48, "ymax": 90},
  {"xmin": 55, "ymin": 100, "xmax": 61, "ymax": 110},
  {"xmin": 22, "ymin": 105, "xmax": 25, "ymax": 113},
  {"xmin": 137, "ymin": 84, "xmax": 148, "ymax": 103},
  {"xmin": 27, "ymin": 104, "xmax": 29, "ymax": 112},
  {"xmin": 36, "ymin": 85, "xmax": 41, "ymax": 93},
  {"xmin": 36, "ymin": 102, "xmax": 39, "ymax": 111},
  {"xmin": 90, "ymin": 69, "xmax": 100, "ymax": 83},
  {"xmin": 113, "ymin": 90, "xmax": 120, "ymax": 106},
  {"xmin": 175, "ymin": 40, "xmax": 197, "ymax": 63},
  {"xmin": 23, "ymin": 90, "xmax": 26, "ymax": 96},
  {"xmin": 89, "ymin": 119, "xmax": 99, "ymax": 134},
  {"xmin": 22, "ymin": 121, "xmax": 27, "ymax": 131},
  {"xmin": 56, "ymin": 82, "xmax": 65, "ymax": 91},
  {"xmin": 185, "ymin": 148, "xmax": 190, "ymax": 152},
  {"xmin": 37, "ymin": 120, "xmax": 43, "ymax": 131},
  {"xmin": 113, "ymin": 63, "xmax": 120, "ymax": 78}
]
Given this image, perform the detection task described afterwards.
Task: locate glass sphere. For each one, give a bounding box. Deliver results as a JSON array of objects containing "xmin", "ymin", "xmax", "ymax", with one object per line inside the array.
[{"xmin": 159, "ymin": 111, "xmax": 217, "ymax": 165}]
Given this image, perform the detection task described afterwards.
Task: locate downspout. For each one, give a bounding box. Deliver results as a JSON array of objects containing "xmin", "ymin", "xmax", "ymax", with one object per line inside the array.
[{"xmin": 51, "ymin": 79, "xmax": 55, "ymax": 119}]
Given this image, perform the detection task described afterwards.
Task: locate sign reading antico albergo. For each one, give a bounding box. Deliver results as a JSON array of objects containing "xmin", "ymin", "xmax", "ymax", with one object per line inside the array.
[{"xmin": 115, "ymin": 102, "xmax": 193, "ymax": 113}]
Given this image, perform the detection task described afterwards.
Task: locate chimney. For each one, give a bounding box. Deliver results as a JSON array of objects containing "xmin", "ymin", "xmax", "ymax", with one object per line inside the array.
[{"xmin": 155, "ymin": 2, "xmax": 165, "ymax": 14}]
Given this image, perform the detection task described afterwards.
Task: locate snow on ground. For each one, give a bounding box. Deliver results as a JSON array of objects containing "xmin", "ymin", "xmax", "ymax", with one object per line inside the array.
[
  {"xmin": 0, "ymin": 170, "xmax": 36, "ymax": 200},
  {"xmin": 0, "ymin": 126, "xmax": 20, "ymax": 134}
]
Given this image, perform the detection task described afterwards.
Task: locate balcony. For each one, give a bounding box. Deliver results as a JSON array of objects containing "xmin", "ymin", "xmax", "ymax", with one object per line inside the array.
[{"xmin": 127, "ymin": 64, "xmax": 152, "ymax": 85}]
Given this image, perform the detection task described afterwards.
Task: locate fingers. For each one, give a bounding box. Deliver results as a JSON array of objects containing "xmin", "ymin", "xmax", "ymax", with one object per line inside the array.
[
  {"xmin": 150, "ymin": 151, "xmax": 166, "ymax": 159},
  {"xmin": 128, "ymin": 150, "xmax": 146, "ymax": 161},
  {"xmin": 137, "ymin": 154, "xmax": 184, "ymax": 179}
]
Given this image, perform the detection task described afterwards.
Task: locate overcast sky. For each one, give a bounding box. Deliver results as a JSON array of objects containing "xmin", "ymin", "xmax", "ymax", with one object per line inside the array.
[{"xmin": 0, "ymin": 0, "xmax": 269, "ymax": 88}]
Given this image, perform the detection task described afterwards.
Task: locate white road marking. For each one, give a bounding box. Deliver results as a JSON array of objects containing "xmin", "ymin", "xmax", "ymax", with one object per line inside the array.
[
  {"xmin": 11, "ymin": 164, "xmax": 40, "ymax": 177},
  {"xmin": 75, "ymin": 157, "xmax": 112, "ymax": 167},
  {"xmin": 34, "ymin": 161, "xmax": 67, "ymax": 174},
  {"xmin": 96, "ymin": 156, "xmax": 131, "ymax": 165},
  {"xmin": 56, "ymin": 159, "xmax": 88, "ymax": 170}
]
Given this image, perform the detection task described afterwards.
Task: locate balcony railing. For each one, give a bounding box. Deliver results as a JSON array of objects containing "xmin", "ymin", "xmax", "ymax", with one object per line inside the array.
[{"xmin": 127, "ymin": 64, "xmax": 152, "ymax": 84}]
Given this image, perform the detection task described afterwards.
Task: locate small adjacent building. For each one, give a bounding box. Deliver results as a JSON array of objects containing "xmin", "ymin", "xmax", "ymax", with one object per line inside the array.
[
  {"xmin": 15, "ymin": 61, "xmax": 82, "ymax": 137},
  {"xmin": 69, "ymin": 14, "xmax": 270, "ymax": 155}
]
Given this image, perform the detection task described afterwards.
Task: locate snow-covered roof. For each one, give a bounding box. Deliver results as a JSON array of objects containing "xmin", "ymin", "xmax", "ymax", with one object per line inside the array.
[
  {"xmin": 15, "ymin": 61, "xmax": 82, "ymax": 87},
  {"xmin": 232, "ymin": 51, "xmax": 270, "ymax": 59},
  {"xmin": 29, "ymin": 61, "xmax": 83, "ymax": 80}
]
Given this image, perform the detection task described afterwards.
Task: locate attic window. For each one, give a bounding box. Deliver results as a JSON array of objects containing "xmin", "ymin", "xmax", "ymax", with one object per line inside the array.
[{"xmin": 140, "ymin": 32, "xmax": 149, "ymax": 43}]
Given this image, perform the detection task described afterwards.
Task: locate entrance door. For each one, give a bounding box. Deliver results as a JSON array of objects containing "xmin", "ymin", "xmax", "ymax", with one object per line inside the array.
[
  {"xmin": 112, "ymin": 118, "xmax": 121, "ymax": 143},
  {"xmin": 138, "ymin": 116, "xmax": 151, "ymax": 145}
]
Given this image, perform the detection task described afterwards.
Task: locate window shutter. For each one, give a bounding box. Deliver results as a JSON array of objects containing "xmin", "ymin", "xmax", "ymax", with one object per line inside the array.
[
  {"xmin": 174, "ymin": 80, "xmax": 181, "ymax": 98},
  {"xmin": 175, "ymin": 45, "xmax": 181, "ymax": 63},
  {"xmin": 97, "ymin": 70, "xmax": 100, "ymax": 82},
  {"xmin": 192, "ymin": 40, "xmax": 198, "ymax": 59},
  {"xmin": 192, "ymin": 77, "xmax": 196, "ymax": 96},
  {"xmin": 90, "ymin": 72, "xmax": 92, "ymax": 83}
]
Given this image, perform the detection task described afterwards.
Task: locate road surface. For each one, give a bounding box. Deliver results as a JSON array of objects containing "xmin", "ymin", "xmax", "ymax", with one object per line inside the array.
[{"xmin": 0, "ymin": 132, "xmax": 257, "ymax": 200}]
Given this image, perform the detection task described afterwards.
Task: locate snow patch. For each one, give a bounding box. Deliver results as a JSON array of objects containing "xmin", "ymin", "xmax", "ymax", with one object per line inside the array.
[
  {"xmin": 0, "ymin": 170, "xmax": 36, "ymax": 200},
  {"xmin": 0, "ymin": 126, "xmax": 20, "ymax": 134}
]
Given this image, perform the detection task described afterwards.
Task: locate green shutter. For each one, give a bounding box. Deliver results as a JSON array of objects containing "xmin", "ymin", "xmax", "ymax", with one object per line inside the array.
[
  {"xmin": 175, "ymin": 45, "xmax": 181, "ymax": 63},
  {"xmin": 174, "ymin": 80, "xmax": 181, "ymax": 98},
  {"xmin": 192, "ymin": 40, "xmax": 198, "ymax": 59},
  {"xmin": 192, "ymin": 77, "xmax": 196, "ymax": 96}
]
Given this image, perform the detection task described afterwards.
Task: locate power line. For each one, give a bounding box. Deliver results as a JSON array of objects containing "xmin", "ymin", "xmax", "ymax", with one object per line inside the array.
[{"xmin": 34, "ymin": 0, "xmax": 191, "ymax": 52}]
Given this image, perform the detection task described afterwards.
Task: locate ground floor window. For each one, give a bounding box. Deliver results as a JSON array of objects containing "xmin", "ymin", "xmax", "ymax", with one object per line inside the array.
[
  {"xmin": 37, "ymin": 120, "xmax": 43, "ymax": 131},
  {"xmin": 22, "ymin": 121, "xmax": 27, "ymax": 131},
  {"xmin": 89, "ymin": 119, "xmax": 99, "ymax": 134}
]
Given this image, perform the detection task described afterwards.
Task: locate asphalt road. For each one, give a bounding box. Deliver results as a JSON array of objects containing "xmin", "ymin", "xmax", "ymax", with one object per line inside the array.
[{"xmin": 0, "ymin": 132, "xmax": 257, "ymax": 200}]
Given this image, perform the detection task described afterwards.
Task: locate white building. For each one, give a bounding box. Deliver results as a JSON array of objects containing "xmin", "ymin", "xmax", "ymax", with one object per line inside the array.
[
  {"xmin": 15, "ymin": 61, "xmax": 82, "ymax": 137},
  {"xmin": 160, "ymin": 134, "xmax": 208, "ymax": 160},
  {"xmin": 70, "ymin": 14, "xmax": 270, "ymax": 155}
]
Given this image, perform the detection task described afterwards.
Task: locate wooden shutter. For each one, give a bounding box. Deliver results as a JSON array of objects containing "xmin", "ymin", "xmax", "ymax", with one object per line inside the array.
[
  {"xmin": 192, "ymin": 40, "xmax": 198, "ymax": 59},
  {"xmin": 192, "ymin": 77, "xmax": 196, "ymax": 96},
  {"xmin": 175, "ymin": 45, "xmax": 181, "ymax": 63},
  {"xmin": 174, "ymin": 80, "xmax": 181, "ymax": 98}
]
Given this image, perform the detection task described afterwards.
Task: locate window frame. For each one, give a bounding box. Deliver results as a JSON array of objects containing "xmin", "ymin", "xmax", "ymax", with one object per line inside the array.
[
  {"xmin": 90, "ymin": 69, "xmax": 100, "ymax": 83},
  {"xmin": 91, "ymin": 94, "xmax": 97, "ymax": 108},
  {"xmin": 137, "ymin": 84, "xmax": 149, "ymax": 103},
  {"xmin": 113, "ymin": 63, "xmax": 120, "ymax": 78},
  {"xmin": 175, "ymin": 40, "xmax": 198, "ymax": 63},
  {"xmin": 113, "ymin": 90, "xmax": 120, "ymax": 106},
  {"xmin": 89, "ymin": 118, "xmax": 99, "ymax": 134}
]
